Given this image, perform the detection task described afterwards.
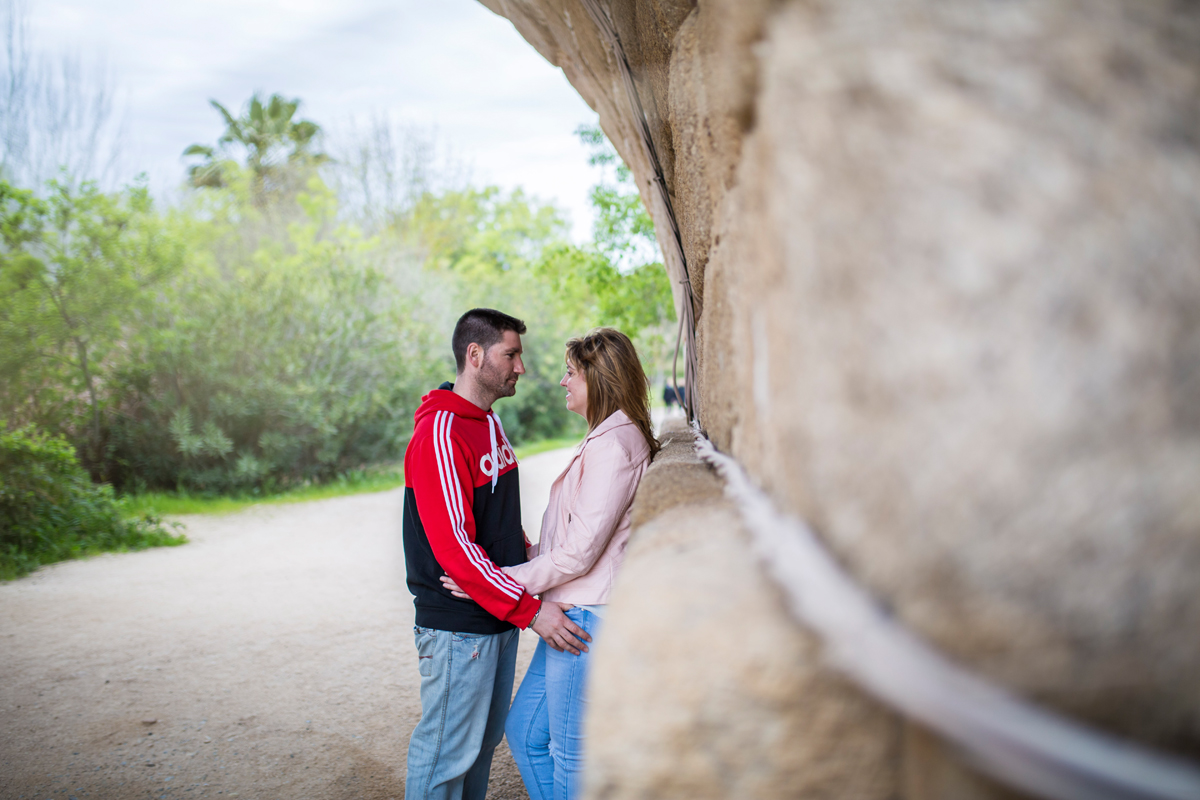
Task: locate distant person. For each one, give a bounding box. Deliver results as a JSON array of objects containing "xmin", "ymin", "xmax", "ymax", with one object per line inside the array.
[
  {"xmin": 443, "ymin": 327, "xmax": 658, "ymax": 800},
  {"xmin": 663, "ymin": 382, "xmax": 686, "ymax": 416},
  {"xmin": 403, "ymin": 308, "xmax": 590, "ymax": 800}
]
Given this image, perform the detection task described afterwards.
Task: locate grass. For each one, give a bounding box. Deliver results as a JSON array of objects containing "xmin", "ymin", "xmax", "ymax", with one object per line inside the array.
[
  {"xmin": 118, "ymin": 466, "xmax": 407, "ymax": 518},
  {"xmin": 119, "ymin": 435, "xmax": 583, "ymax": 518},
  {"xmin": 514, "ymin": 436, "xmax": 580, "ymax": 459},
  {"xmin": 0, "ymin": 522, "xmax": 187, "ymax": 582}
]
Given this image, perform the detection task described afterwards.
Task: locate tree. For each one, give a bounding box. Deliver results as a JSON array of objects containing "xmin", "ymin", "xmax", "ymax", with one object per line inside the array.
[
  {"xmin": 401, "ymin": 185, "xmax": 567, "ymax": 276},
  {"xmin": 535, "ymin": 242, "xmax": 672, "ymax": 342},
  {"xmin": 100, "ymin": 175, "xmax": 451, "ymax": 492},
  {"xmin": 522, "ymin": 126, "xmax": 675, "ymax": 360},
  {"xmin": 0, "ymin": 179, "xmax": 183, "ymax": 473},
  {"xmin": 183, "ymin": 92, "xmax": 327, "ymax": 205},
  {"xmin": 575, "ymin": 124, "xmax": 660, "ymax": 270},
  {"xmin": 0, "ymin": 0, "xmax": 127, "ymax": 190},
  {"xmin": 325, "ymin": 115, "xmax": 465, "ymax": 235},
  {"xmin": 393, "ymin": 186, "xmax": 586, "ymax": 442}
]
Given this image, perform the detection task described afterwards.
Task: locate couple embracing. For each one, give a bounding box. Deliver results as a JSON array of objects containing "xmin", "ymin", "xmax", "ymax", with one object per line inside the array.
[{"xmin": 402, "ymin": 308, "xmax": 659, "ymax": 800}]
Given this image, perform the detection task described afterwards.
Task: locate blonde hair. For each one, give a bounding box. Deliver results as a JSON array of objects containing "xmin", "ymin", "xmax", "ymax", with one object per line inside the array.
[{"xmin": 565, "ymin": 328, "xmax": 660, "ymax": 459}]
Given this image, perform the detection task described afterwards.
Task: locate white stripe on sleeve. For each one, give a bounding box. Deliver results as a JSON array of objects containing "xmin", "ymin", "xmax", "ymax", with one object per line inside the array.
[{"xmin": 433, "ymin": 410, "xmax": 523, "ymax": 599}]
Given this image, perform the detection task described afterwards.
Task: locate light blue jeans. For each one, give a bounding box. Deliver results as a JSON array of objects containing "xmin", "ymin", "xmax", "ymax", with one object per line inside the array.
[
  {"xmin": 505, "ymin": 607, "xmax": 602, "ymax": 800},
  {"xmin": 406, "ymin": 626, "xmax": 519, "ymax": 800}
]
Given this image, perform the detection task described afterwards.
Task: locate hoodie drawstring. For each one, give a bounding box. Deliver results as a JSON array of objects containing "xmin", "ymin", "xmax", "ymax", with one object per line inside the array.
[
  {"xmin": 487, "ymin": 413, "xmax": 499, "ymax": 493},
  {"xmin": 492, "ymin": 413, "xmax": 513, "ymax": 453}
]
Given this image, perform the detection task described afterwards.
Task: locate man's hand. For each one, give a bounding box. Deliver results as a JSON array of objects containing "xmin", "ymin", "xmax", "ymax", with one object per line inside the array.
[
  {"xmin": 441, "ymin": 576, "xmax": 589, "ymax": 655},
  {"xmin": 531, "ymin": 601, "xmax": 591, "ymax": 655}
]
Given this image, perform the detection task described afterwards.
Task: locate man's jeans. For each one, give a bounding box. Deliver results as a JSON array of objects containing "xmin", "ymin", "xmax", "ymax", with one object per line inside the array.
[
  {"xmin": 406, "ymin": 625, "xmax": 519, "ymax": 800},
  {"xmin": 505, "ymin": 607, "xmax": 602, "ymax": 800}
]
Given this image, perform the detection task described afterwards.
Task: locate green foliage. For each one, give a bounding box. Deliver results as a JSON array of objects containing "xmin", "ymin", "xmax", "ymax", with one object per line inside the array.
[
  {"xmin": 535, "ymin": 243, "xmax": 672, "ymax": 341},
  {"xmin": 0, "ymin": 179, "xmax": 183, "ymax": 473},
  {"xmin": 0, "ymin": 425, "xmax": 184, "ymax": 580},
  {"xmin": 551, "ymin": 125, "xmax": 676, "ymax": 381},
  {"xmin": 105, "ymin": 176, "xmax": 447, "ymax": 492},
  {"xmin": 0, "ymin": 101, "xmax": 677, "ymax": 515},
  {"xmin": 0, "ymin": 168, "xmax": 448, "ymax": 494},
  {"xmin": 389, "ymin": 128, "xmax": 675, "ymax": 439},
  {"xmin": 402, "ymin": 186, "xmax": 567, "ymax": 275},
  {"xmin": 574, "ymin": 124, "xmax": 660, "ymax": 270},
  {"xmin": 400, "ymin": 186, "xmax": 586, "ymax": 443}
]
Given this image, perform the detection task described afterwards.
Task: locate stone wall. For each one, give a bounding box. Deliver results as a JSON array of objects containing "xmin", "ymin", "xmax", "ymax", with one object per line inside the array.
[{"xmin": 477, "ymin": 1, "xmax": 1200, "ymax": 796}]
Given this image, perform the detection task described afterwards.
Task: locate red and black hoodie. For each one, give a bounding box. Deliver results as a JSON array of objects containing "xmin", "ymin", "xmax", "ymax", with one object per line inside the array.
[{"xmin": 402, "ymin": 383, "xmax": 541, "ymax": 634}]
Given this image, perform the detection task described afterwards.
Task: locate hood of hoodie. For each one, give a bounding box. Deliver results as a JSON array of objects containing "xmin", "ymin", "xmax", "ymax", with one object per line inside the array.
[{"xmin": 413, "ymin": 382, "xmax": 491, "ymax": 425}]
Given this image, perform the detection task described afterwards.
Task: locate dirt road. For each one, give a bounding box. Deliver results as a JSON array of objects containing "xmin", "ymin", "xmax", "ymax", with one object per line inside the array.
[{"xmin": 0, "ymin": 447, "xmax": 576, "ymax": 800}]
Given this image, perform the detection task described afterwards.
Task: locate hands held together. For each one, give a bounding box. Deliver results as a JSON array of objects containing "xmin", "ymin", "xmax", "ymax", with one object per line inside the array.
[{"xmin": 440, "ymin": 575, "xmax": 591, "ymax": 655}]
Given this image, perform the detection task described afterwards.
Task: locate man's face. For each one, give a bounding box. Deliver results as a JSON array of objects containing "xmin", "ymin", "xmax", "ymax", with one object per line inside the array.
[{"xmin": 474, "ymin": 330, "xmax": 525, "ymax": 400}]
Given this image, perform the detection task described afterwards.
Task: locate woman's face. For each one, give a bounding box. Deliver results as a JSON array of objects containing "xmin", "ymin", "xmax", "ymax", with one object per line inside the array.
[{"xmin": 561, "ymin": 360, "xmax": 588, "ymax": 418}]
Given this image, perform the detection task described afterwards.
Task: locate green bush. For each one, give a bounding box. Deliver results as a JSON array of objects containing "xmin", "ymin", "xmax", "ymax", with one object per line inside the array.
[
  {"xmin": 0, "ymin": 180, "xmax": 184, "ymax": 478},
  {"xmin": 99, "ymin": 178, "xmax": 448, "ymax": 493},
  {"xmin": 0, "ymin": 425, "xmax": 185, "ymax": 580}
]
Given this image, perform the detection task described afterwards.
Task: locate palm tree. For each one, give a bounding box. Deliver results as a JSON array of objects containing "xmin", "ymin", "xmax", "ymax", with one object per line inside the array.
[{"xmin": 183, "ymin": 93, "xmax": 327, "ymax": 204}]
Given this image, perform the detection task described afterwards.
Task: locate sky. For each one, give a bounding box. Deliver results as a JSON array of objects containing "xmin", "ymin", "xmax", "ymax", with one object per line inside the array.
[{"xmin": 22, "ymin": 0, "xmax": 602, "ymax": 241}]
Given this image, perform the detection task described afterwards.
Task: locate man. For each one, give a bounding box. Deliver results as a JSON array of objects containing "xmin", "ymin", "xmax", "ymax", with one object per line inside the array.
[{"xmin": 403, "ymin": 308, "xmax": 590, "ymax": 800}]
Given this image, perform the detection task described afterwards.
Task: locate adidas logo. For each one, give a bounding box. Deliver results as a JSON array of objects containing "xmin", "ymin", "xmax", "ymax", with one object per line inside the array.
[{"xmin": 479, "ymin": 443, "xmax": 516, "ymax": 478}]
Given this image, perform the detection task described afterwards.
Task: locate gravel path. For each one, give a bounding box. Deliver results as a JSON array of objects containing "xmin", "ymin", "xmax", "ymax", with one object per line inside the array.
[{"xmin": 0, "ymin": 447, "xmax": 576, "ymax": 800}]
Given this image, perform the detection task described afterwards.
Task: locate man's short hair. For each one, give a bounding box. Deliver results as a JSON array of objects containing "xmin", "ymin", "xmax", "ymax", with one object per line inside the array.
[{"xmin": 452, "ymin": 308, "xmax": 527, "ymax": 373}]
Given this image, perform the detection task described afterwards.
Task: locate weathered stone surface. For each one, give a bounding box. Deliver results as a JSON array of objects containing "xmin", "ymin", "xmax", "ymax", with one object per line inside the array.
[
  {"xmin": 590, "ymin": 502, "xmax": 900, "ymax": 799},
  {"xmin": 478, "ymin": 0, "xmax": 1200, "ymax": 796},
  {"xmin": 703, "ymin": 0, "xmax": 1200, "ymax": 756},
  {"xmin": 590, "ymin": 424, "xmax": 902, "ymax": 798}
]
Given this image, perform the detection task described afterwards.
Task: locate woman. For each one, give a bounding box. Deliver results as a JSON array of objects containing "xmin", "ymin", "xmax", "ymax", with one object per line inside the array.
[{"xmin": 443, "ymin": 327, "xmax": 659, "ymax": 800}]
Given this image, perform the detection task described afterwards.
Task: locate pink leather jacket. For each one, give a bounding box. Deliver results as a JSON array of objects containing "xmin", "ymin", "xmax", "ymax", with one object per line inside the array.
[{"xmin": 503, "ymin": 409, "xmax": 651, "ymax": 605}]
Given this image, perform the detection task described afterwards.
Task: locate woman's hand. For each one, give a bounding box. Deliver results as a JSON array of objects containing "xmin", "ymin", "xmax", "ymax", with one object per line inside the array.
[{"xmin": 440, "ymin": 574, "xmax": 471, "ymax": 599}]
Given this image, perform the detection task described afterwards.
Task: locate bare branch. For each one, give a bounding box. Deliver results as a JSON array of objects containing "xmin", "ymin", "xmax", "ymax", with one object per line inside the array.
[{"xmin": 0, "ymin": 0, "xmax": 127, "ymax": 190}]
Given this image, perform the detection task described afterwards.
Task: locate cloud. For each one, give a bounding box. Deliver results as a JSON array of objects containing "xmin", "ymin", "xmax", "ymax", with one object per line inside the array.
[{"xmin": 25, "ymin": 0, "xmax": 600, "ymax": 240}]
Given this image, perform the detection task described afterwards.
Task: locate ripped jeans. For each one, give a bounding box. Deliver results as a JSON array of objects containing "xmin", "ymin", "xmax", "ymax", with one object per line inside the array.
[{"xmin": 405, "ymin": 626, "xmax": 519, "ymax": 800}]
